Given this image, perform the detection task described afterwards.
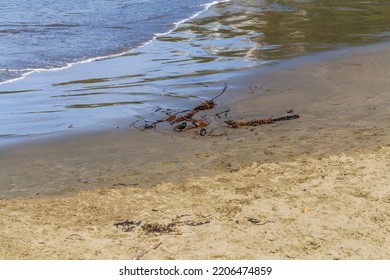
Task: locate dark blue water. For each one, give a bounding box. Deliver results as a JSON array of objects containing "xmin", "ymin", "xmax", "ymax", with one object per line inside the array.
[{"xmin": 0, "ymin": 0, "xmax": 217, "ymax": 83}]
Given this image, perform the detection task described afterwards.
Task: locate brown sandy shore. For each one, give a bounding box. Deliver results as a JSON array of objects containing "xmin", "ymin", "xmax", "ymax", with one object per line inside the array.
[{"xmin": 1, "ymin": 43, "xmax": 390, "ymax": 260}]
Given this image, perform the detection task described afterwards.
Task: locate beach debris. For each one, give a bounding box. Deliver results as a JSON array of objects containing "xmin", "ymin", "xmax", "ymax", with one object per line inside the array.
[
  {"xmin": 114, "ymin": 220, "xmax": 142, "ymax": 232},
  {"xmin": 173, "ymin": 214, "xmax": 211, "ymax": 227},
  {"xmin": 248, "ymin": 86, "xmax": 255, "ymax": 94},
  {"xmin": 153, "ymin": 107, "xmax": 162, "ymax": 113},
  {"xmin": 129, "ymin": 119, "xmax": 141, "ymax": 128},
  {"xmin": 143, "ymin": 123, "xmax": 157, "ymax": 130},
  {"xmin": 151, "ymin": 208, "xmax": 168, "ymax": 214},
  {"xmin": 210, "ymin": 82, "xmax": 228, "ymax": 101},
  {"xmin": 383, "ymin": 195, "xmax": 390, "ymax": 204},
  {"xmin": 65, "ymin": 234, "xmax": 85, "ymax": 241},
  {"xmin": 141, "ymin": 214, "xmax": 211, "ymax": 235},
  {"xmin": 272, "ymin": 115, "xmax": 300, "ymax": 122},
  {"xmin": 225, "ymin": 118, "xmax": 273, "ymax": 128},
  {"xmin": 112, "ymin": 182, "xmax": 139, "ymax": 187},
  {"xmin": 180, "ymin": 118, "xmax": 209, "ymax": 132},
  {"xmin": 195, "ymin": 128, "xmax": 229, "ymax": 137},
  {"xmin": 174, "ymin": 122, "xmax": 187, "ymax": 132},
  {"xmin": 247, "ymin": 217, "xmax": 275, "ymax": 226},
  {"xmin": 113, "ymin": 214, "xmax": 210, "ymax": 236},
  {"xmin": 77, "ymin": 178, "xmax": 89, "ymax": 184},
  {"xmin": 183, "ymin": 215, "xmax": 211, "ymax": 226},
  {"xmin": 141, "ymin": 223, "xmax": 178, "ymax": 235},
  {"xmin": 191, "ymin": 118, "xmax": 208, "ymax": 128},
  {"xmin": 134, "ymin": 82, "xmax": 300, "ymax": 134},
  {"xmin": 140, "ymin": 82, "xmax": 228, "ymax": 132},
  {"xmin": 194, "ymin": 99, "xmax": 216, "ymax": 111},
  {"xmin": 163, "ymin": 100, "xmax": 216, "ymax": 125},
  {"xmin": 215, "ymin": 109, "xmax": 230, "ymax": 119},
  {"xmin": 247, "ymin": 217, "xmax": 261, "ymax": 224},
  {"xmin": 133, "ymin": 241, "xmax": 163, "ymax": 260},
  {"xmin": 225, "ymin": 114, "xmax": 299, "ymax": 128}
]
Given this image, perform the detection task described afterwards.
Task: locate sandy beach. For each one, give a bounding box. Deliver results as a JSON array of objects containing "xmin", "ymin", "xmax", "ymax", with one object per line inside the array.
[{"xmin": 0, "ymin": 43, "xmax": 389, "ymax": 260}]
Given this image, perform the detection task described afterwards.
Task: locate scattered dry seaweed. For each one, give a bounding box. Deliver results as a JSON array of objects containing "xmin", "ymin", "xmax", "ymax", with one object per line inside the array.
[
  {"xmin": 114, "ymin": 220, "xmax": 142, "ymax": 232},
  {"xmin": 141, "ymin": 214, "xmax": 211, "ymax": 235},
  {"xmin": 114, "ymin": 214, "xmax": 211, "ymax": 236},
  {"xmin": 182, "ymin": 215, "xmax": 211, "ymax": 226},
  {"xmin": 141, "ymin": 223, "xmax": 177, "ymax": 235}
]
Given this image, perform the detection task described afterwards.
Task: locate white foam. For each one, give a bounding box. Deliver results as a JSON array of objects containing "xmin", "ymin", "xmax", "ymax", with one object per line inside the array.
[
  {"xmin": 155, "ymin": 0, "xmax": 231, "ymax": 37},
  {"xmin": 0, "ymin": 0, "xmax": 231, "ymax": 86}
]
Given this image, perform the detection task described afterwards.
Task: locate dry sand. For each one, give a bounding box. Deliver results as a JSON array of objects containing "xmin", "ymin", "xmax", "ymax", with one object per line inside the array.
[{"xmin": 0, "ymin": 43, "xmax": 389, "ymax": 259}]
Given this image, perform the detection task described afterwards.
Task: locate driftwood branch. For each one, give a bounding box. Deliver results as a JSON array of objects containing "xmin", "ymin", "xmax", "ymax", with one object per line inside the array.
[
  {"xmin": 141, "ymin": 82, "xmax": 228, "ymax": 130},
  {"xmin": 136, "ymin": 81, "xmax": 300, "ymax": 134},
  {"xmin": 225, "ymin": 115, "xmax": 299, "ymax": 128}
]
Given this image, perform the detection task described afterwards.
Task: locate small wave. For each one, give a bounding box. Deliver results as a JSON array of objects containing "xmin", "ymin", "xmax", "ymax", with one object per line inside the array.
[
  {"xmin": 0, "ymin": 0, "xmax": 232, "ymax": 86},
  {"xmin": 0, "ymin": 67, "xmax": 68, "ymax": 85},
  {"xmin": 155, "ymin": 0, "xmax": 231, "ymax": 37}
]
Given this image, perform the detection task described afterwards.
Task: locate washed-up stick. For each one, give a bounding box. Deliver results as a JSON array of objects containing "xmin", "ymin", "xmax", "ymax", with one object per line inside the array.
[
  {"xmin": 225, "ymin": 115, "xmax": 299, "ymax": 128},
  {"xmin": 133, "ymin": 241, "xmax": 163, "ymax": 260},
  {"xmin": 139, "ymin": 81, "xmax": 300, "ymax": 133},
  {"xmin": 271, "ymin": 115, "xmax": 300, "ymax": 122}
]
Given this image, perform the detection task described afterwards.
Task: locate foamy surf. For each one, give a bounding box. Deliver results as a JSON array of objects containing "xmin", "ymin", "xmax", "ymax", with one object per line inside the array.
[{"xmin": 0, "ymin": 0, "xmax": 231, "ymax": 86}]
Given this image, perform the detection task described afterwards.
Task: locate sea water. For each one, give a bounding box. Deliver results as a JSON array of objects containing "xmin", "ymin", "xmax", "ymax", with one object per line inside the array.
[
  {"xmin": 0, "ymin": 0, "xmax": 219, "ymax": 83},
  {"xmin": 0, "ymin": 0, "xmax": 389, "ymax": 143}
]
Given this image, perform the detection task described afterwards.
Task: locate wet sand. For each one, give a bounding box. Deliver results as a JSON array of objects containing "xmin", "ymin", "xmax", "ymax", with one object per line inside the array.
[{"xmin": 0, "ymin": 43, "xmax": 389, "ymax": 259}]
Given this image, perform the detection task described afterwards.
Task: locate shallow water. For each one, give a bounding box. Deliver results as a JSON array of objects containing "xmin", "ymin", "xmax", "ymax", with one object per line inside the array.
[
  {"xmin": 0, "ymin": 0, "xmax": 389, "ymax": 144},
  {"xmin": 0, "ymin": 0, "xmax": 214, "ymax": 83}
]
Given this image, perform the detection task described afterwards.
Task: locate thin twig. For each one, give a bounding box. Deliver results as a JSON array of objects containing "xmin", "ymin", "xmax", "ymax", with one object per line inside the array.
[
  {"xmin": 211, "ymin": 82, "xmax": 228, "ymax": 101},
  {"xmin": 129, "ymin": 119, "xmax": 141, "ymax": 128},
  {"xmin": 133, "ymin": 241, "xmax": 163, "ymax": 260},
  {"xmin": 215, "ymin": 109, "xmax": 230, "ymax": 118}
]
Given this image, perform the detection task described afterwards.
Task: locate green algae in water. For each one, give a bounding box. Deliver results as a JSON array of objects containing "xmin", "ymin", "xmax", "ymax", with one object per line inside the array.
[{"xmin": 162, "ymin": 0, "xmax": 390, "ymax": 60}]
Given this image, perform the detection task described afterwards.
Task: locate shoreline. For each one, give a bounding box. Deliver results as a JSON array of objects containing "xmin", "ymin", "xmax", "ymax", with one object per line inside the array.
[
  {"xmin": 1, "ymin": 42, "xmax": 389, "ymax": 199},
  {"xmin": 1, "ymin": 41, "xmax": 388, "ymax": 149},
  {"xmin": 1, "ymin": 43, "xmax": 389, "ymax": 259},
  {"xmin": 0, "ymin": 0, "xmax": 228, "ymax": 86},
  {"xmin": 2, "ymin": 0, "xmax": 390, "ymax": 143}
]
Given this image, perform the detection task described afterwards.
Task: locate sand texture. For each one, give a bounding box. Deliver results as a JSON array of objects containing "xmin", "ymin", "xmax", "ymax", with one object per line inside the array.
[
  {"xmin": 0, "ymin": 43, "xmax": 390, "ymax": 259},
  {"xmin": 1, "ymin": 146, "xmax": 390, "ymax": 260}
]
